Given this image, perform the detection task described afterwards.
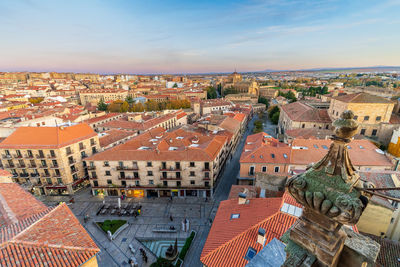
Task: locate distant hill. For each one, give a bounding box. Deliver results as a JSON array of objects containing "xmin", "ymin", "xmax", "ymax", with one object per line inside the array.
[{"xmin": 260, "ymin": 66, "xmax": 400, "ymax": 73}]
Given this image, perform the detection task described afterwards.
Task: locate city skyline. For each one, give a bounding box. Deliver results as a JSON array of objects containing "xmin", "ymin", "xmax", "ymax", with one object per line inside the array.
[{"xmin": 1, "ymin": 0, "xmax": 400, "ymax": 74}]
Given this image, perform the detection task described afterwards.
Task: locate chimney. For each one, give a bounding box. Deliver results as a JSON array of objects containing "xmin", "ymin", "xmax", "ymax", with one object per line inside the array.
[
  {"xmin": 257, "ymin": 228, "xmax": 266, "ymax": 246},
  {"xmin": 238, "ymin": 192, "xmax": 247, "ymax": 205}
]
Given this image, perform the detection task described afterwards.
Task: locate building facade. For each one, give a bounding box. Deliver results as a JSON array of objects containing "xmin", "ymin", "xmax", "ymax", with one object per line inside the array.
[{"xmin": 0, "ymin": 123, "xmax": 100, "ymax": 195}]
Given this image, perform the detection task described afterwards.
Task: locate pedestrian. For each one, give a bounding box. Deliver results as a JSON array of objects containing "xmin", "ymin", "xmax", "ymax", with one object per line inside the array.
[{"xmin": 170, "ymin": 215, "xmax": 173, "ymax": 221}]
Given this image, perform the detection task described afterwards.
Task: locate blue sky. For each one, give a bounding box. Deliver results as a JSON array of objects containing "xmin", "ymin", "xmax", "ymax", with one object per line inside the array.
[{"xmin": 0, "ymin": 0, "xmax": 399, "ymax": 73}]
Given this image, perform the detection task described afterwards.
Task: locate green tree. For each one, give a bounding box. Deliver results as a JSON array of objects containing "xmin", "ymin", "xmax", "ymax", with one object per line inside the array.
[
  {"xmin": 271, "ymin": 111, "xmax": 280, "ymax": 124},
  {"xmin": 253, "ymin": 120, "xmax": 263, "ymax": 133},
  {"xmin": 258, "ymin": 96, "xmax": 269, "ymax": 108},
  {"xmin": 97, "ymin": 99, "xmax": 108, "ymax": 111},
  {"xmin": 172, "ymin": 83, "xmax": 178, "ymax": 88},
  {"xmin": 125, "ymin": 95, "xmax": 134, "ymax": 104},
  {"xmin": 207, "ymin": 86, "xmax": 217, "ymax": 99}
]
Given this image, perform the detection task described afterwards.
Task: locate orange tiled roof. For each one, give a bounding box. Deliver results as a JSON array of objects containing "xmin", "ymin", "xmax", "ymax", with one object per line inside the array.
[
  {"xmin": 0, "ymin": 123, "xmax": 97, "ymax": 149},
  {"xmin": 0, "ymin": 184, "xmax": 99, "ymax": 267},
  {"xmin": 201, "ymin": 193, "xmax": 299, "ymax": 267},
  {"xmin": 99, "ymin": 129, "xmax": 135, "ymax": 148},
  {"xmin": 281, "ymin": 102, "xmax": 331, "ymax": 123},
  {"xmin": 333, "ymin": 92, "xmax": 392, "ymax": 104},
  {"xmin": 88, "ymin": 126, "xmax": 228, "ymax": 162}
]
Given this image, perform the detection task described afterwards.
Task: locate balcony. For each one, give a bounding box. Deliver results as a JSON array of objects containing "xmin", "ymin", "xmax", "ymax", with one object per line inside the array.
[
  {"xmin": 90, "ymin": 176, "xmax": 98, "ymax": 180},
  {"xmin": 118, "ymin": 176, "xmax": 140, "ymax": 180},
  {"xmin": 30, "ymin": 173, "xmax": 40, "ymax": 177},
  {"xmin": 5, "ymin": 164, "xmax": 15, "ymax": 168},
  {"xmin": 116, "ymin": 166, "xmax": 139, "ymax": 171},
  {"xmin": 13, "ymin": 154, "xmax": 23, "ymax": 159},
  {"xmin": 71, "ymin": 169, "xmax": 78, "ymax": 174},
  {"xmin": 202, "ymin": 168, "xmax": 211, "ymax": 172},
  {"xmin": 50, "ymin": 164, "xmax": 59, "ymax": 169},
  {"xmin": 53, "ymin": 172, "xmax": 61, "ymax": 177},
  {"xmin": 25, "ymin": 154, "xmax": 34, "ymax": 159},
  {"xmin": 159, "ymin": 167, "xmax": 181, "ymax": 171},
  {"xmin": 66, "ymin": 150, "xmax": 74, "ymax": 156},
  {"xmin": 79, "ymin": 145, "xmax": 87, "ymax": 151},
  {"xmin": 2, "ymin": 154, "xmax": 12, "ymax": 159},
  {"xmin": 41, "ymin": 173, "xmax": 51, "ymax": 177},
  {"xmin": 68, "ymin": 159, "xmax": 76, "ymax": 165},
  {"xmin": 81, "ymin": 154, "xmax": 88, "ymax": 159},
  {"xmin": 36, "ymin": 154, "xmax": 45, "ymax": 159},
  {"xmin": 160, "ymin": 176, "xmax": 182, "ymax": 180},
  {"xmin": 203, "ymin": 177, "xmax": 211, "ymax": 180},
  {"xmin": 16, "ymin": 164, "xmax": 26, "ymax": 168},
  {"xmin": 19, "ymin": 173, "xmax": 29, "ymax": 178},
  {"xmin": 87, "ymin": 165, "xmax": 96, "ymax": 170},
  {"xmin": 39, "ymin": 165, "xmax": 48, "ymax": 168},
  {"xmin": 47, "ymin": 154, "xmax": 57, "ymax": 159}
]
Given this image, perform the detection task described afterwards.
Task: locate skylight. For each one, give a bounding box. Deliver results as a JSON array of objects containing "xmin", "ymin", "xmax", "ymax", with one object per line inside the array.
[
  {"xmin": 313, "ymin": 144, "xmax": 319, "ymax": 149},
  {"xmin": 231, "ymin": 214, "xmax": 240, "ymax": 219},
  {"xmin": 359, "ymin": 145, "xmax": 364, "ymax": 149},
  {"xmin": 283, "ymin": 153, "xmax": 288, "ymax": 158},
  {"xmin": 280, "ymin": 203, "xmax": 303, "ymax": 217},
  {"xmin": 322, "ymin": 145, "xmax": 328, "ymax": 149},
  {"xmin": 271, "ymin": 153, "xmax": 275, "ymax": 158},
  {"xmin": 138, "ymin": 146, "xmax": 150, "ymax": 150},
  {"xmin": 168, "ymin": 147, "xmax": 178, "ymax": 151},
  {"xmin": 189, "ymin": 144, "xmax": 199, "ymax": 147},
  {"xmin": 245, "ymin": 247, "xmax": 257, "ymax": 261},
  {"xmin": 176, "ymin": 136, "xmax": 184, "ymax": 140}
]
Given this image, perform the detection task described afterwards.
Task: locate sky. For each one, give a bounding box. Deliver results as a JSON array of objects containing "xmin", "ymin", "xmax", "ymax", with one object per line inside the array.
[{"xmin": 0, "ymin": 0, "xmax": 399, "ymax": 74}]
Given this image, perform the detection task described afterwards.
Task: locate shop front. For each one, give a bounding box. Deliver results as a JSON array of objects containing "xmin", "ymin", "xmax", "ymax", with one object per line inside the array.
[
  {"xmin": 159, "ymin": 190, "xmax": 171, "ymax": 197},
  {"xmin": 121, "ymin": 189, "xmax": 144, "ymax": 198},
  {"xmin": 171, "ymin": 189, "xmax": 179, "ymax": 197},
  {"xmin": 93, "ymin": 188, "xmax": 106, "ymax": 196}
]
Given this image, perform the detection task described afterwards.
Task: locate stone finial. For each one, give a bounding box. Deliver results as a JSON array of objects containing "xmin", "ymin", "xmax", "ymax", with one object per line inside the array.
[{"xmin": 332, "ymin": 110, "xmax": 359, "ymax": 141}]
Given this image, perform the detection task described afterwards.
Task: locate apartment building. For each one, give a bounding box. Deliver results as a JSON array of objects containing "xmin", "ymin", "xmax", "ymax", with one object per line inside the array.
[
  {"xmin": 86, "ymin": 126, "xmax": 229, "ymax": 198},
  {"xmin": 79, "ymin": 89, "xmax": 128, "ymax": 105},
  {"xmin": 239, "ymin": 132, "xmax": 394, "ymax": 184},
  {"xmin": 0, "ymin": 123, "xmax": 100, "ymax": 195}
]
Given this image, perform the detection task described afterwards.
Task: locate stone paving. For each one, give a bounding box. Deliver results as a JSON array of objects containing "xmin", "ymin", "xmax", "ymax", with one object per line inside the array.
[
  {"xmin": 39, "ymin": 190, "xmax": 214, "ymax": 267},
  {"xmin": 36, "ymin": 115, "xmax": 259, "ymax": 267}
]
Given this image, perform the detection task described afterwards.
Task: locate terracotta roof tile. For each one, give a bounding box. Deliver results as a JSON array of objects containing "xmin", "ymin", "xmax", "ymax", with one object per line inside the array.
[
  {"xmin": 0, "ymin": 123, "xmax": 97, "ymax": 149},
  {"xmin": 333, "ymin": 93, "xmax": 392, "ymax": 104},
  {"xmin": 281, "ymin": 102, "xmax": 331, "ymax": 123}
]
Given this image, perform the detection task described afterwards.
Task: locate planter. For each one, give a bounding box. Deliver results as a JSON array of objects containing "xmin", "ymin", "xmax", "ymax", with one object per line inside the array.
[{"xmin": 95, "ymin": 220, "xmax": 128, "ymax": 240}]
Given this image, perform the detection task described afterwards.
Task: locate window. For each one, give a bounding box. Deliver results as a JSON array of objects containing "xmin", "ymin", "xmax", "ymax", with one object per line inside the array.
[
  {"xmin": 249, "ymin": 166, "xmax": 255, "ymax": 175},
  {"xmin": 262, "ymin": 166, "xmax": 267, "ymax": 172},
  {"xmin": 360, "ymin": 128, "xmax": 366, "ymax": 135},
  {"xmin": 302, "ymin": 124, "xmax": 305, "ymax": 128},
  {"xmin": 120, "ymin": 172, "xmax": 125, "ymax": 178},
  {"xmin": 271, "ymin": 153, "xmax": 275, "ymax": 158},
  {"xmin": 105, "ymin": 171, "xmax": 111, "ymax": 176},
  {"xmin": 107, "ymin": 179, "xmax": 112, "ymax": 185},
  {"xmin": 274, "ymin": 166, "xmax": 280, "ymax": 173},
  {"xmin": 149, "ymin": 180, "xmax": 154, "ymax": 185},
  {"xmin": 57, "ymin": 178, "xmax": 63, "ymax": 184},
  {"xmin": 121, "ymin": 181, "xmax": 126, "ymax": 186},
  {"xmin": 16, "ymin": 150, "xmax": 21, "ymax": 157},
  {"xmin": 52, "ymin": 160, "xmax": 58, "ymax": 167},
  {"xmin": 364, "ymin": 116, "xmax": 369, "ymax": 121},
  {"xmin": 190, "ymin": 180, "xmax": 195, "ymax": 185},
  {"xmin": 190, "ymin": 171, "xmax": 195, "ymax": 176},
  {"xmin": 79, "ymin": 142, "xmax": 84, "ymax": 150},
  {"xmin": 147, "ymin": 171, "xmax": 153, "ymax": 176},
  {"xmin": 325, "ymin": 125, "xmax": 329, "ymax": 129},
  {"xmin": 104, "ymin": 161, "xmax": 109, "ymax": 167},
  {"xmin": 372, "ymin": 129, "xmax": 377, "ymax": 136},
  {"xmin": 41, "ymin": 160, "xmax": 47, "ymax": 167},
  {"xmin": 27, "ymin": 150, "xmax": 33, "ymax": 157},
  {"xmin": 176, "ymin": 172, "xmax": 181, "ymax": 179},
  {"xmin": 204, "ymin": 162, "xmax": 210, "ymax": 170},
  {"xmin": 177, "ymin": 181, "xmax": 181, "ymax": 187},
  {"xmin": 163, "ymin": 181, "xmax": 168, "ymax": 186},
  {"xmin": 161, "ymin": 162, "xmax": 166, "ymax": 169},
  {"xmin": 245, "ymin": 247, "xmax": 257, "ymax": 261},
  {"xmin": 205, "ymin": 181, "xmax": 209, "ymax": 187},
  {"xmin": 147, "ymin": 161, "xmax": 152, "ymax": 167},
  {"xmin": 90, "ymin": 138, "xmax": 95, "ymax": 146},
  {"xmin": 66, "ymin": 147, "xmax": 71, "ymax": 155},
  {"xmin": 359, "ymin": 145, "xmax": 364, "ymax": 149},
  {"xmin": 205, "ymin": 172, "xmax": 209, "ymax": 178},
  {"xmin": 55, "ymin": 169, "xmax": 60, "ymax": 176},
  {"xmin": 46, "ymin": 178, "xmax": 52, "ymax": 185},
  {"xmin": 231, "ymin": 214, "xmax": 240, "ymax": 219},
  {"xmin": 93, "ymin": 181, "xmax": 98, "ymax": 187},
  {"xmin": 134, "ymin": 172, "xmax": 139, "ymax": 178},
  {"xmin": 376, "ymin": 116, "xmax": 381, "ymax": 121},
  {"xmin": 353, "ymin": 115, "xmax": 358, "ymax": 120},
  {"xmin": 313, "ymin": 144, "xmax": 318, "ymax": 149},
  {"xmin": 175, "ymin": 162, "xmax": 181, "ymax": 169},
  {"xmin": 190, "ymin": 162, "xmax": 195, "ymax": 167}
]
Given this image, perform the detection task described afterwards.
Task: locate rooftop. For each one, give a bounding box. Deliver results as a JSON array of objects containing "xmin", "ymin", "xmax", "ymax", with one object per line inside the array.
[
  {"xmin": 333, "ymin": 92, "xmax": 393, "ymax": 104},
  {"xmin": 281, "ymin": 101, "xmax": 332, "ymax": 123}
]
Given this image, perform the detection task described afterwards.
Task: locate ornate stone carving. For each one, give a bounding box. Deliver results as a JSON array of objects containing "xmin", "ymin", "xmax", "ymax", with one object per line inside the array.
[{"xmin": 283, "ymin": 110, "xmax": 375, "ymax": 267}]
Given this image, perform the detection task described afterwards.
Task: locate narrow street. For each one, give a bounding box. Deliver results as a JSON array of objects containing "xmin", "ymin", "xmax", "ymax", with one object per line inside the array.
[{"xmin": 183, "ymin": 114, "xmax": 257, "ymax": 267}]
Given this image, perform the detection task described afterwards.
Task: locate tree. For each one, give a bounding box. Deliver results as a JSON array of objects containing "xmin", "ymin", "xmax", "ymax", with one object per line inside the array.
[
  {"xmin": 125, "ymin": 95, "xmax": 134, "ymax": 104},
  {"xmin": 253, "ymin": 120, "xmax": 263, "ymax": 133},
  {"xmin": 172, "ymin": 83, "xmax": 178, "ymax": 88},
  {"xmin": 268, "ymin": 106, "xmax": 280, "ymax": 120},
  {"xmin": 271, "ymin": 111, "xmax": 280, "ymax": 124},
  {"xmin": 258, "ymin": 96, "xmax": 269, "ymax": 108},
  {"xmin": 28, "ymin": 97, "xmax": 44, "ymax": 104},
  {"xmin": 207, "ymin": 86, "xmax": 217, "ymax": 99},
  {"xmin": 97, "ymin": 99, "xmax": 108, "ymax": 111},
  {"xmin": 119, "ymin": 101, "xmax": 129, "ymax": 112}
]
